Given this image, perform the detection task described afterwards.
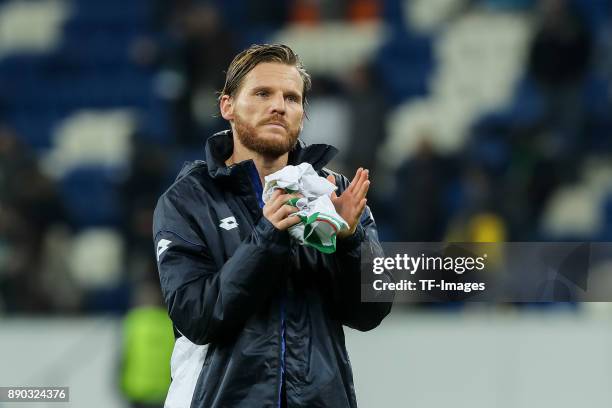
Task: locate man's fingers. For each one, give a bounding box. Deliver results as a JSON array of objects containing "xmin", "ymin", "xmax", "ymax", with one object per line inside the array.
[
  {"xmin": 356, "ymin": 178, "xmax": 370, "ymax": 199},
  {"xmin": 267, "ymin": 192, "xmax": 301, "ymax": 213},
  {"xmin": 357, "ymin": 168, "xmax": 369, "ymax": 189},
  {"xmin": 263, "ymin": 189, "xmax": 304, "ymax": 230},
  {"xmin": 347, "ymin": 168, "xmax": 362, "ymax": 193},
  {"xmin": 351, "ymin": 198, "xmax": 367, "ymax": 225},
  {"xmin": 359, "ymin": 198, "xmax": 367, "ymax": 213},
  {"xmin": 279, "ymin": 204, "xmax": 299, "ymax": 218},
  {"xmin": 277, "ymin": 192, "xmax": 303, "ymax": 203},
  {"xmin": 265, "ymin": 189, "xmax": 285, "ymax": 212},
  {"xmin": 350, "ymin": 168, "xmax": 370, "ymax": 194},
  {"xmin": 277, "ymin": 213, "xmax": 302, "ymax": 230},
  {"xmin": 265, "ymin": 208, "xmax": 297, "ymax": 230},
  {"xmin": 266, "ymin": 204, "xmax": 297, "ymax": 223},
  {"xmin": 270, "ymin": 189, "xmax": 283, "ymax": 202},
  {"xmin": 277, "ymin": 193, "xmax": 303, "ymax": 212}
]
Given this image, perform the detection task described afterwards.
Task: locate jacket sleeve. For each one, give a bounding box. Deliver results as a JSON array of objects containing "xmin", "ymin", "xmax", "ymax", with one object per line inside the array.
[
  {"xmin": 153, "ymin": 190, "xmax": 290, "ymax": 345},
  {"xmin": 328, "ymin": 175, "xmax": 394, "ymax": 332}
]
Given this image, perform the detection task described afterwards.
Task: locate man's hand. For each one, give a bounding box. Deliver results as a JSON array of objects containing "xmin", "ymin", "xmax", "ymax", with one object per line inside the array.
[
  {"xmin": 327, "ymin": 168, "xmax": 370, "ymax": 239},
  {"xmin": 263, "ymin": 189, "xmax": 303, "ymax": 231}
]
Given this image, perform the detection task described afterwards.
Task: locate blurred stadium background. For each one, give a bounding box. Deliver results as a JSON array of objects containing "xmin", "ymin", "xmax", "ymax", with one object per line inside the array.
[{"xmin": 1, "ymin": 0, "xmax": 612, "ymax": 407}]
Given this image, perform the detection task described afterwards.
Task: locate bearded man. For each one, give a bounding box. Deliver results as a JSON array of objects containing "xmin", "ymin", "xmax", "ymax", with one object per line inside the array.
[{"xmin": 153, "ymin": 43, "xmax": 392, "ymax": 408}]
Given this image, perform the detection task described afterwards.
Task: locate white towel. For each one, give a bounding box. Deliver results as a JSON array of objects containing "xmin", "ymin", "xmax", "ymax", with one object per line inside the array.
[{"xmin": 262, "ymin": 163, "xmax": 349, "ymax": 253}]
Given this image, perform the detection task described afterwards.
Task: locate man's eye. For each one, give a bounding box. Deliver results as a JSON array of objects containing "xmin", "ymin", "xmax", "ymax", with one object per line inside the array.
[
  {"xmin": 286, "ymin": 95, "xmax": 298, "ymax": 102},
  {"xmin": 256, "ymin": 91, "xmax": 268, "ymax": 97}
]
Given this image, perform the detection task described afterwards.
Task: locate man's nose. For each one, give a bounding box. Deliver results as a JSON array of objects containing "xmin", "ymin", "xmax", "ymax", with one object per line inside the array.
[{"xmin": 269, "ymin": 93, "xmax": 286, "ymax": 114}]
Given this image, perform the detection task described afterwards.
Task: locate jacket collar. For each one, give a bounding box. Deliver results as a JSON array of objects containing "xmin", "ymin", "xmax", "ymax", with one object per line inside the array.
[{"xmin": 205, "ymin": 129, "xmax": 338, "ymax": 180}]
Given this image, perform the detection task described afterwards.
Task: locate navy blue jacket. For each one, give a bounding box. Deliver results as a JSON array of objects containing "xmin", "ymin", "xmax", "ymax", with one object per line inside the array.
[{"xmin": 153, "ymin": 130, "xmax": 393, "ymax": 407}]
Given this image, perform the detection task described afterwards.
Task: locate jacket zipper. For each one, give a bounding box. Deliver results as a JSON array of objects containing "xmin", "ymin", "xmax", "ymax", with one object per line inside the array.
[
  {"xmin": 278, "ymin": 287, "xmax": 286, "ymax": 408},
  {"xmin": 246, "ymin": 162, "xmax": 286, "ymax": 407}
]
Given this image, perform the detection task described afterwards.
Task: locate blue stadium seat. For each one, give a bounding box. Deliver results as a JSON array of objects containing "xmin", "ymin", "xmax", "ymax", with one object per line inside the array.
[
  {"xmin": 4, "ymin": 108, "xmax": 68, "ymax": 150},
  {"xmin": 71, "ymin": 0, "xmax": 151, "ymax": 25},
  {"xmin": 59, "ymin": 165, "xmax": 124, "ymax": 228},
  {"xmin": 381, "ymin": 0, "xmax": 407, "ymax": 29},
  {"xmin": 581, "ymin": 75, "xmax": 612, "ymax": 152},
  {"xmin": 0, "ymin": 55, "xmax": 46, "ymax": 80},
  {"xmin": 569, "ymin": 0, "xmax": 610, "ymax": 33},
  {"xmin": 83, "ymin": 283, "xmax": 132, "ymax": 314},
  {"xmin": 582, "ymin": 74, "xmax": 611, "ymax": 118},
  {"xmin": 58, "ymin": 26, "xmax": 132, "ymax": 67},
  {"xmin": 137, "ymin": 98, "xmax": 172, "ymax": 145},
  {"xmin": 504, "ymin": 75, "xmax": 545, "ymax": 126},
  {"xmin": 600, "ymin": 193, "xmax": 612, "ymax": 241},
  {"xmin": 375, "ymin": 28, "xmax": 434, "ymax": 105}
]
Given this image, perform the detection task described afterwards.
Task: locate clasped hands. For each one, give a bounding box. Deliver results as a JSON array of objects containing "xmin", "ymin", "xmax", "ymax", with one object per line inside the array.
[{"xmin": 263, "ymin": 168, "xmax": 370, "ymax": 239}]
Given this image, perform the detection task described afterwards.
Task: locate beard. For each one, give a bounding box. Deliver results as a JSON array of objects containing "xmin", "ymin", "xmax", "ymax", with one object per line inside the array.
[{"xmin": 233, "ymin": 112, "xmax": 301, "ymax": 158}]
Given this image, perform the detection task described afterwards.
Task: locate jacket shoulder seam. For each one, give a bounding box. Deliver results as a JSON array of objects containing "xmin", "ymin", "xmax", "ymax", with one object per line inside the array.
[{"xmin": 162, "ymin": 161, "xmax": 210, "ymax": 198}]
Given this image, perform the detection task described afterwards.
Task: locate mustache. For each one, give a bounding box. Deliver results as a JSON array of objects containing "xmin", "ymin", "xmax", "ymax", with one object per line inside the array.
[{"xmin": 259, "ymin": 117, "xmax": 288, "ymax": 129}]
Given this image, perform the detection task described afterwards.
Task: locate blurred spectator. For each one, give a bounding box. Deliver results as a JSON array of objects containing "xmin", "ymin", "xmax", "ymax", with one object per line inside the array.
[
  {"xmin": 133, "ymin": 1, "xmax": 237, "ymax": 146},
  {"xmin": 300, "ymin": 75, "xmax": 351, "ymax": 172},
  {"xmin": 169, "ymin": 2, "xmax": 236, "ymax": 145},
  {"xmin": 528, "ymin": 0, "xmax": 592, "ymax": 87},
  {"xmin": 245, "ymin": 0, "xmax": 290, "ymax": 28},
  {"xmin": 446, "ymin": 212, "xmax": 508, "ymax": 242},
  {"xmin": 290, "ymin": 0, "xmax": 380, "ymax": 24},
  {"xmin": 120, "ymin": 280, "xmax": 174, "ymax": 408},
  {"xmin": 0, "ymin": 127, "xmax": 65, "ymax": 234},
  {"xmin": 343, "ymin": 62, "xmax": 388, "ymax": 176},
  {"xmin": 320, "ymin": 0, "xmax": 350, "ymax": 20},
  {"xmin": 120, "ymin": 136, "xmax": 169, "ymax": 256},
  {"xmin": 120, "ymin": 134, "xmax": 171, "ymax": 311},
  {"xmin": 0, "ymin": 127, "xmax": 67, "ymax": 312},
  {"xmin": 290, "ymin": 0, "xmax": 321, "ymax": 25},
  {"xmin": 479, "ymin": 0, "xmax": 535, "ymax": 10},
  {"xmin": 390, "ymin": 136, "xmax": 454, "ymax": 241},
  {"xmin": 347, "ymin": 0, "xmax": 381, "ymax": 22},
  {"xmin": 527, "ymin": 0, "xmax": 593, "ymax": 152}
]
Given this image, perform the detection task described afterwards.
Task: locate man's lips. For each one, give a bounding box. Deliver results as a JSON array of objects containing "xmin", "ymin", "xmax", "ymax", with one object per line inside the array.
[{"xmin": 262, "ymin": 121, "xmax": 287, "ymax": 130}]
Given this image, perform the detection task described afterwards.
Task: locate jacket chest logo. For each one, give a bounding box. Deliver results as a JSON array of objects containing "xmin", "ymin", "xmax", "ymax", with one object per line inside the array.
[{"xmin": 219, "ymin": 216, "xmax": 239, "ymax": 231}]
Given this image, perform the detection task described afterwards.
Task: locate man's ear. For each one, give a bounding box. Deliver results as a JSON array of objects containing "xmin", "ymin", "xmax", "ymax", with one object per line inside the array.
[{"xmin": 220, "ymin": 94, "xmax": 234, "ymax": 120}]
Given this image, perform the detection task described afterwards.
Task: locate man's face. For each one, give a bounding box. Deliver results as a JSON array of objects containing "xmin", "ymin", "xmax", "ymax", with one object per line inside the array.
[{"xmin": 221, "ymin": 62, "xmax": 305, "ymax": 158}]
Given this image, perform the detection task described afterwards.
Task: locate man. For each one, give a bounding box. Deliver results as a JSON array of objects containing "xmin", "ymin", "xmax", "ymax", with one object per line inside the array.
[{"xmin": 153, "ymin": 43, "xmax": 392, "ymax": 408}]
